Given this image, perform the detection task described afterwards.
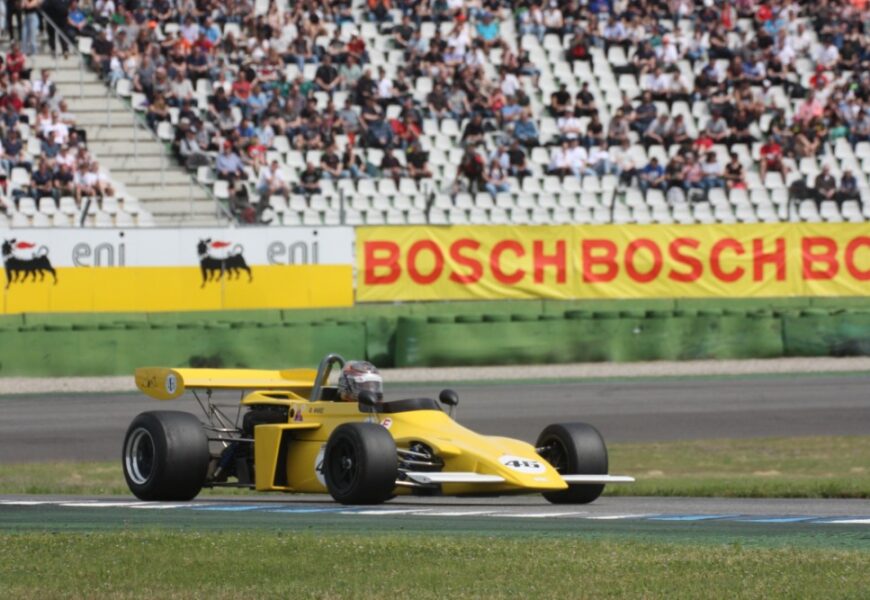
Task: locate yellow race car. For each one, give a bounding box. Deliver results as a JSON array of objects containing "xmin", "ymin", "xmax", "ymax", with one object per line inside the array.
[{"xmin": 124, "ymin": 354, "xmax": 633, "ymax": 505}]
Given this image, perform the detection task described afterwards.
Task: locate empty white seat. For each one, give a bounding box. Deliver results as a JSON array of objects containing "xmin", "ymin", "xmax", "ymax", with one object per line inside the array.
[
  {"xmin": 94, "ymin": 211, "xmax": 114, "ymax": 228},
  {"xmin": 31, "ymin": 212, "xmax": 51, "ymax": 227},
  {"xmin": 819, "ymin": 200, "xmax": 843, "ymax": 223},
  {"xmin": 115, "ymin": 210, "xmax": 135, "ymax": 227},
  {"xmin": 735, "ymin": 204, "xmax": 758, "ymax": 223},
  {"xmin": 17, "ymin": 197, "xmax": 37, "ymax": 216},
  {"xmin": 38, "ymin": 197, "xmax": 57, "ymax": 215},
  {"xmin": 797, "ymin": 200, "xmax": 821, "ymax": 222},
  {"xmin": 101, "ymin": 197, "xmax": 119, "ymax": 214}
]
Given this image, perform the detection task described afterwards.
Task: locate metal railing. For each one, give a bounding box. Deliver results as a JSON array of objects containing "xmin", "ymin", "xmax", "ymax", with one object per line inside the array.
[{"xmin": 38, "ymin": 11, "xmax": 234, "ymax": 224}]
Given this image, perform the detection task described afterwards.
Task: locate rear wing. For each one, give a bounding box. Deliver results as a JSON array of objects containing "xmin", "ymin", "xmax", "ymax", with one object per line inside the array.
[{"xmin": 135, "ymin": 367, "xmax": 318, "ymax": 400}]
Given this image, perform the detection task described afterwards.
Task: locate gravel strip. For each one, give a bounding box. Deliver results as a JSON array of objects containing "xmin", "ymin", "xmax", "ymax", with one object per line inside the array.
[{"xmin": 1, "ymin": 357, "xmax": 869, "ymax": 395}]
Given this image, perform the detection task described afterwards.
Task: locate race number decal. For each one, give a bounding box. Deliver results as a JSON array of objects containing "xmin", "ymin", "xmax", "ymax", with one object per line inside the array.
[
  {"xmin": 165, "ymin": 374, "xmax": 177, "ymax": 395},
  {"xmin": 499, "ymin": 455, "xmax": 546, "ymax": 474},
  {"xmin": 314, "ymin": 444, "xmax": 326, "ymax": 486}
]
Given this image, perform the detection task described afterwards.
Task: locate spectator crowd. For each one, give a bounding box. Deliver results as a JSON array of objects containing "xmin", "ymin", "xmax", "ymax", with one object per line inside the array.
[{"xmin": 2, "ymin": 0, "xmax": 870, "ymax": 223}]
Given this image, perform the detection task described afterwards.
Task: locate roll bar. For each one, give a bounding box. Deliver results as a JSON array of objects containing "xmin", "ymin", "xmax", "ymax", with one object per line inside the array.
[{"xmin": 310, "ymin": 353, "xmax": 346, "ymax": 402}]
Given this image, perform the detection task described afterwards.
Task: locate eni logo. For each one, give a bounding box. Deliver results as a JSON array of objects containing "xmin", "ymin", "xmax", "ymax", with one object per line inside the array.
[{"xmin": 165, "ymin": 374, "xmax": 178, "ymax": 395}]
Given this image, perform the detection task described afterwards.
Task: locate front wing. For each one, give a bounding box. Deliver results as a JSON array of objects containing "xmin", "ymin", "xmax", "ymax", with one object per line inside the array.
[{"xmin": 404, "ymin": 472, "xmax": 635, "ymax": 486}]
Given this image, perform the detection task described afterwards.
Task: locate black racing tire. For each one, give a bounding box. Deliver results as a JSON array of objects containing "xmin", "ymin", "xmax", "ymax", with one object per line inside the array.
[
  {"xmin": 324, "ymin": 423, "xmax": 398, "ymax": 505},
  {"xmin": 122, "ymin": 411, "xmax": 210, "ymax": 501},
  {"xmin": 536, "ymin": 422, "xmax": 608, "ymax": 504}
]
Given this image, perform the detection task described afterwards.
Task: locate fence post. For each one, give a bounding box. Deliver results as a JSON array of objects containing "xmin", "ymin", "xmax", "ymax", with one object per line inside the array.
[{"xmin": 339, "ymin": 187, "xmax": 345, "ymax": 225}]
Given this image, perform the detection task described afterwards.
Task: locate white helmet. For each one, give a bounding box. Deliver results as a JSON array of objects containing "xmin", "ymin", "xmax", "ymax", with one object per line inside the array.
[{"xmin": 337, "ymin": 361, "xmax": 383, "ymax": 402}]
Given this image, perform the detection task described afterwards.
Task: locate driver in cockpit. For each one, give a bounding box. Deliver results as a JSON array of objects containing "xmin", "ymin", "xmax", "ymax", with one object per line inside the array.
[{"xmin": 337, "ymin": 361, "xmax": 384, "ymax": 402}]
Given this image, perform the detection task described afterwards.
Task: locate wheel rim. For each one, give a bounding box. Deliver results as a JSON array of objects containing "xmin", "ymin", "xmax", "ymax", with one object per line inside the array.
[
  {"xmin": 125, "ymin": 427, "xmax": 155, "ymax": 485},
  {"xmin": 327, "ymin": 438, "xmax": 358, "ymax": 492},
  {"xmin": 539, "ymin": 438, "xmax": 568, "ymax": 474}
]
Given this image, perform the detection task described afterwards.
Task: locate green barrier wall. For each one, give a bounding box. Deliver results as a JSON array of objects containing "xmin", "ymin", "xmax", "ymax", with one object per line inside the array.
[
  {"xmin": 393, "ymin": 311, "xmax": 785, "ymax": 367},
  {"xmin": 0, "ymin": 321, "xmax": 365, "ymax": 377},
  {"xmin": 0, "ymin": 298, "xmax": 868, "ymax": 376},
  {"xmin": 782, "ymin": 309, "xmax": 870, "ymax": 357}
]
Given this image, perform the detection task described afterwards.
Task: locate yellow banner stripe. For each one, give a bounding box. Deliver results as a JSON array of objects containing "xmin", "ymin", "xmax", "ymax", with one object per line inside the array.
[{"xmin": 1, "ymin": 265, "xmax": 353, "ymax": 314}]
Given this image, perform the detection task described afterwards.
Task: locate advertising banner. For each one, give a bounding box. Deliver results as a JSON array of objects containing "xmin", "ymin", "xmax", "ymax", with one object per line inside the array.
[
  {"xmin": 356, "ymin": 224, "xmax": 870, "ymax": 302},
  {"xmin": 1, "ymin": 227, "xmax": 355, "ymax": 314}
]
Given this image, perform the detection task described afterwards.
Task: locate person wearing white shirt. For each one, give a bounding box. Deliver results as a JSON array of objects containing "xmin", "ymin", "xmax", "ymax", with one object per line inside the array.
[
  {"xmin": 32, "ymin": 70, "xmax": 54, "ymax": 100},
  {"xmin": 542, "ymin": 3, "xmax": 564, "ymax": 35},
  {"xmin": 56, "ymin": 147, "xmax": 75, "ymax": 169},
  {"xmin": 557, "ymin": 114, "xmax": 583, "ymax": 141},
  {"xmin": 548, "ymin": 141, "xmax": 572, "ymax": 177},
  {"xmin": 643, "ymin": 67, "xmax": 671, "ymax": 101},
  {"xmin": 376, "ymin": 67, "xmax": 394, "ymax": 106},
  {"xmin": 816, "ymin": 42, "xmax": 839, "ymax": 70},
  {"xmin": 565, "ymin": 139, "xmax": 588, "ymax": 177},
  {"xmin": 586, "ymin": 143, "xmax": 618, "ymax": 176},
  {"xmin": 49, "ymin": 113, "xmax": 69, "ymax": 145},
  {"xmin": 256, "ymin": 160, "xmax": 289, "ymax": 201},
  {"xmin": 180, "ymin": 16, "xmax": 200, "ymax": 45},
  {"xmin": 655, "ymin": 37, "xmax": 679, "ymax": 65},
  {"xmin": 500, "ymin": 70, "xmax": 520, "ymax": 97},
  {"xmin": 777, "ymin": 39, "xmax": 796, "ymax": 66},
  {"xmin": 789, "ymin": 22, "xmax": 813, "ymax": 55}
]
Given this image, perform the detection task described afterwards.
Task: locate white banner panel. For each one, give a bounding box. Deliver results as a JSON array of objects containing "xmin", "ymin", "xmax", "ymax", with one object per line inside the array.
[{"xmin": 1, "ymin": 227, "xmax": 354, "ymax": 267}]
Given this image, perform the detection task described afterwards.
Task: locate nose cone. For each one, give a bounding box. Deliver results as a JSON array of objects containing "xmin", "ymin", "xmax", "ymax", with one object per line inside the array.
[{"xmin": 491, "ymin": 454, "xmax": 568, "ymax": 491}]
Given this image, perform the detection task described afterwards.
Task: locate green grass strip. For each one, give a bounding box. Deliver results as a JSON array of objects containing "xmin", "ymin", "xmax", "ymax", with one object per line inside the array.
[
  {"xmin": 2, "ymin": 436, "xmax": 867, "ymax": 499},
  {"xmin": 0, "ymin": 531, "xmax": 867, "ymax": 599}
]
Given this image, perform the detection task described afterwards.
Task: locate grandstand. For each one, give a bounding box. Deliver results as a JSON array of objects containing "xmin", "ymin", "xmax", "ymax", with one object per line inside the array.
[{"xmin": 1, "ymin": 0, "xmax": 869, "ymax": 229}]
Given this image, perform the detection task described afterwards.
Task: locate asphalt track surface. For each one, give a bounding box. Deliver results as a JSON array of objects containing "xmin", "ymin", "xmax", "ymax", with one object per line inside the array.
[
  {"xmin": 1, "ymin": 373, "xmax": 868, "ymax": 539},
  {"xmin": 1, "ymin": 373, "xmax": 869, "ymax": 462},
  {"xmin": 1, "ymin": 496, "xmax": 868, "ymax": 546}
]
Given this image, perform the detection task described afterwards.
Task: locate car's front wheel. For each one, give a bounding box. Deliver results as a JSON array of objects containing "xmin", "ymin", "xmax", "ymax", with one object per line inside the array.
[
  {"xmin": 324, "ymin": 422, "xmax": 398, "ymax": 505},
  {"xmin": 536, "ymin": 422, "xmax": 608, "ymax": 504},
  {"xmin": 122, "ymin": 411, "xmax": 210, "ymax": 501}
]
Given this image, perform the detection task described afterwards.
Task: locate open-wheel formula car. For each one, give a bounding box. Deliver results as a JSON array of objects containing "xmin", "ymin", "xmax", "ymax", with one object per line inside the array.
[{"xmin": 124, "ymin": 354, "xmax": 634, "ymax": 505}]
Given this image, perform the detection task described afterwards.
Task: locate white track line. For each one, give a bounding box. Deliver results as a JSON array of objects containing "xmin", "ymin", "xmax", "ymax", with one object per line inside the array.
[
  {"xmin": 59, "ymin": 501, "xmax": 149, "ymax": 508},
  {"xmin": 499, "ymin": 511, "xmax": 585, "ymax": 518},
  {"xmin": 343, "ymin": 509, "xmax": 433, "ymax": 516},
  {"xmin": 130, "ymin": 503, "xmax": 209, "ymax": 510},
  {"xmin": 822, "ymin": 518, "xmax": 870, "ymax": 525},
  {"xmin": 421, "ymin": 510, "xmax": 498, "ymax": 517},
  {"xmin": 587, "ymin": 514, "xmax": 655, "ymax": 520}
]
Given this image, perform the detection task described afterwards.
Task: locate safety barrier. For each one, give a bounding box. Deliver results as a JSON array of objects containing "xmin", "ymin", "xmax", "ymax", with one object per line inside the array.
[
  {"xmin": 393, "ymin": 310, "xmax": 785, "ymax": 367},
  {"xmin": 1, "ymin": 299, "xmax": 869, "ymax": 376},
  {"xmin": 0, "ymin": 320, "xmax": 365, "ymax": 376}
]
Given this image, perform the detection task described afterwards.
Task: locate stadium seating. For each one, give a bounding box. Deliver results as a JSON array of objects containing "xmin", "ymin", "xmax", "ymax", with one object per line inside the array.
[{"xmin": 2, "ymin": 1, "xmax": 868, "ymax": 229}]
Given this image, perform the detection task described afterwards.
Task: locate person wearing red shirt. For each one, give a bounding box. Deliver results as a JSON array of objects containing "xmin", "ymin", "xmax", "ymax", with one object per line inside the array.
[
  {"xmin": 809, "ymin": 66, "xmax": 828, "ymax": 91},
  {"xmin": 231, "ymin": 77, "xmax": 252, "ymax": 103},
  {"xmin": 6, "ymin": 43, "xmax": 26, "ymax": 78},
  {"xmin": 759, "ymin": 139, "xmax": 788, "ymax": 182},
  {"xmin": 346, "ymin": 35, "xmax": 367, "ymax": 63}
]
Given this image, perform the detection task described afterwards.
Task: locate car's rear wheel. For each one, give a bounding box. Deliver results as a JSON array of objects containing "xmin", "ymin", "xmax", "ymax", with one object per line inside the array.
[
  {"xmin": 122, "ymin": 411, "xmax": 210, "ymax": 501},
  {"xmin": 324, "ymin": 423, "xmax": 398, "ymax": 505},
  {"xmin": 536, "ymin": 422, "xmax": 608, "ymax": 504}
]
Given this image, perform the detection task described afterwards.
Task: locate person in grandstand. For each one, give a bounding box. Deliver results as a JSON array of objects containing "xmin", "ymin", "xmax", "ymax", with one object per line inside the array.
[
  {"xmin": 484, "ymin": 157, "xmax": 510, "ymax": 198},
  {"xmin": 723, "ymin": 153, "xmax": 746, "ymax": 190},
  {"xmin": 215, "ymin": 142, "xmax": 247, "ymax": 184},
  {"xmin": 638, "ymin": 157, "xmax": 666, "ymax": 196},
  {"xmin": 256, "ymin": 160, "xmax": 290, "ymax": 203},
  {"xmin": 586, "ymin": 142, "xmax": 619, "ymax": 177},
  {"xmin": 836, "ymin": 170, "xmax": 860, "ymax": 205},
  {"xmin": 455, "ymin": 146, "xmax": 485, "ymax": 193},
  {"xmin": 813, "ymin": 165, "xmax": 837, "ymax": 207},
  {"xmin": 295, "ymin": 162, "xmax": 322, "ymax": 196}
]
